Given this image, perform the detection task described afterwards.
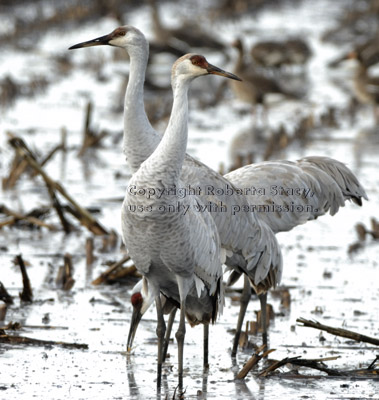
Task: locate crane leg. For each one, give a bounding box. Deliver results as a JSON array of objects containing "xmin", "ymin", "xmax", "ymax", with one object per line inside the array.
[
  {"xmin": 258, "ymin": 292, "xmax": 268, "ymax": 348},
  {"xmin": 155, "ymin": 295, "xmax": 166, "ymax": 389},
  {"xmin": 232, "ymin": 274, "xmax": 251, "ymax": 357},
  {"xmin": 162, "ymin": 307, "xmax": 177, "ymax": 362},
  {"xmin": 203, "ymin": 324, "xmax": 209, "ymax": 368},
  {"xmin": 175, "ymin": 299, "xmax": 186, "ymax": 391}
]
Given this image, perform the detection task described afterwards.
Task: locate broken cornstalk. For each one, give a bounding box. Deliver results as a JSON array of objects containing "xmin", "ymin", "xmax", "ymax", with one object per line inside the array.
[
  {"xmin": 56, "ymin": 253, "xmax": 75, "ymax": 290},
  {"xmin": 0, "ymin": 281, "xmax": 13, "ymax": 304},
  {"xmin": 0, "ymin": 329, "xmax": 88, "ymax": 349},
  {"xmin": 7, "ymin": 133, "xmax": 108, "ymax": 235},
  {"xmin": 78, "ymin": 101, "xmax": 108, "ymax": 156},
  {"xmin": 297, "ymin": 317, "xmax": 379, "ymax": 346},
  {"xmin": 236, "ymin": 344, "xmax": 275, "ymax": 379},
  {"xmin": 92, "ymin": 254, "xmax": 134, "ymax": 285},
  {"xmin": 15, "ymin": 255, "xmax": 33, "ymax": 303},
  {"xmin": 0, "ymin": 204, "xmax": 57, "ymax": 231}
]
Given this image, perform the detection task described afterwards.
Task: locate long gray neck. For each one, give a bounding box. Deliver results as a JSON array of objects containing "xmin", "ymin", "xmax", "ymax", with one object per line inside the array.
[
  {"xmin": 123, "ymin": 43, "xmax": 160, "ymax": 173},
  {"xmin": 144, "ymin": 78, "xmax": 190, "ymax": 185}
]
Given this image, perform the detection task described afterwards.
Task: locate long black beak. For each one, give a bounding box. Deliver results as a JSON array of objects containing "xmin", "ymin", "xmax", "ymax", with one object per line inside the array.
[
  {"xmin": 207, "ymin": 63, "xmax": 242, "ymax": 81},
  {"xmin": 68, "ymin": 33, "xmax": 112, "ymax": 50},
  {"xmin": 126, "ymin": 307, "xmax": 143, "ymax": 352}
]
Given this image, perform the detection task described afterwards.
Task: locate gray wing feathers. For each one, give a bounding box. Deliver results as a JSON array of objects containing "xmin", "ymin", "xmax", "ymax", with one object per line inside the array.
[
  {"xmin": 187, "ymin": 202, "xmax": 224, "ymax": 295},
  {"xmin": 182, "ymin": 154, "xmax": 262, "ymax": 251},
  {"xmin": 182, "ymin": 154, "xmax": 283, "ymax": 290},
  {"xmin": 298, "ymin": 156, "xmax": 368, "ymax": 206},
  {"xmin": 222, "ymin": 155, "xmax": 366, "ymax": 291},
  {"xmin": 245, "ymin": 220, "xmax": 283, "ymax": 288},
  {"xmin": 225, "ymin": 156, "xmax": 367, "ymax": 234}
]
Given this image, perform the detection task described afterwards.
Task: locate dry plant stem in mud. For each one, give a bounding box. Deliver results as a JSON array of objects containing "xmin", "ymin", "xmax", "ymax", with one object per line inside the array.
[
  {"xmin": 0, "ymin": 204, "xmax": 57, "ymax": 230},
  {"xmin": 56, "ymin": 253, "xmax": 75, "ymax": 290},
  {"xmin": 86, "ymin": 237, "xmax": 95, "ymax": 267},
  {"xmin": 30, "ymin": 143, "xmax": 65, "ymax": 178},
  {"xmin": 0, "ymin": 282, "xmax": 13, "ymax": 304},
  {"xmin": 258, "ymin": 356, "xmax": 379, "ymax": 378},
  {"xmin": 3, "ymin": 141, "xmax": 65, "ymax": 189},
  {"xmin": 78, "ymin": 101, "xmax": 108, "ymax": 156},
  {"xmin": 297, "ymin": 318, "xmax": 379, "ymax": 346},
  {"xmin": 2, "ymin": 156, "xmax": 28, "ymax": 190},
  {"xmin": 0, "ymin": 330, "xmax": 88, "ymax": 349},
  {"xmin": 1, "ymin": 322, "xmax": 69, "ymax": 331},
  {"xmin": 46, "ymin": 183, "xmax": 73, "ymax": 234},
  {"xmin": 15, "ymin": 255, "xmax": 33, "ymax": 303},
  {"xmin": 91, "ymin": 254, "xmax": 132, "ymax": 285},
  {"xmin": 236, "ymin": 344, "xmax": 275, "ymax": 379},
  {"xmin": 105, "ymin": 264, "xmax": 137, "ymax": 282},
  {"xmin": 0, "ymin": 304, "xmax": 7, "ymax": 321},
  {"xmin": 259, "ymin": 356, "xmax": 341, "ymax": 377},
  {"xmin": 7, "ymin": 133, "xmax": 108, "ymax": 235}
]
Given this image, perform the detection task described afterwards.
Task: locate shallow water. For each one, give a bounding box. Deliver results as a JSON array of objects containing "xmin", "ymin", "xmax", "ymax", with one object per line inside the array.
[{"xmin": 1, "ymin": 1, "xmax": 379, "ymax": 399}]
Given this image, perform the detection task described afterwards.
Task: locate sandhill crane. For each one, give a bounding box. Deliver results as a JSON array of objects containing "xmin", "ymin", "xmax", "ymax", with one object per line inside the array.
[
  {"xmin": 251, "ymin": 38, "xmax": 311, "ymax": 69},
  {"xmin": 329, "ymin": 47, "xmax": 379, "ymax": 124},
  {"xmin": 69, "ymin": 26, "xmax": 283, "ymax": 360},
  {"xmin": 224, "ymin": 156, "xmax": 367, "ymax": 351},
  {"xmin": 149, "ymin": 0, "xmax": 226, "ymax": 55},
  {"xmin": 230, "ymin": 38, "xmax": 301, "ymax": 124},
  {"xmin": 348, "ymin": 52, "xmax": 379, "ymax": 123},
  {"xmin": 121, "ymin": 54, "xmax": 241, "ymax": 390}
]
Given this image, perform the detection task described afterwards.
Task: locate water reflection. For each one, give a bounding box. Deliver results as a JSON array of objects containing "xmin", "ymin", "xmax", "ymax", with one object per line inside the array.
[
  {"xmin": 234, "ymin": 378, "xmax": 257, "ymax": 399},
  {"xmin": 126, "ymin": 355, "xmax": 140, "ymax": 399}
]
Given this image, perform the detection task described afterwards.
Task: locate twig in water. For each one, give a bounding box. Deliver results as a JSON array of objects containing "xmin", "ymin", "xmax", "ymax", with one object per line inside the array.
[
  {"xmin": 297, "ymin": 317, "xmax": 379, "ymax": 346},
  {"xmin": 100, "ymin": 230, "xmax": 119, "ymax": 252},
  {"xmin": 78, "ymin": 101, "xmax": 108, "ymax": 156},
  {"xmin": 2, "ymin": 154, "xmax": 28, "ymax": 190},
  {"xmin": 1, "ymin": 321, "xmax": 69, "ymax": 330},
  {"xmin": 0, "ymin": 304, "xmax": 7, "ymax": 321},
  {"xmin": 7, "ymin": 133, "xmax": 108, "ymax": 235},
  {"xmin": 15, "ymin": 255, "xmax": 33, "ymax": 302},
  {"xmin": 0, "ymin": 330, "xmax": 88, "ymax": 349},
  {"xmin": 259, "ymin": 356, "xmax": 301, "ymax": 377},
  {"xmin": 86, "ymin": 237, "xmax": 95, "ymax": 267},
  {"xmin": 56, "ymin": 253, "xmax": 75, "ymax": 290},
  {"xmin": 0, "ymin": 204, "xmax": 57, "ymax": 231},
  {"xmin": 287, "ymin": 356, "xmax": 344, "ymax": 376},
  {"xmin": 236, "ymin": 344, "xmax": 275, "ymax": 379},
  {"xmin": 367, "ymin": 355, "xmax": 379, "ymax": 370},
  {"xmin": 0, "ymin": 281, "xmax": 13, "ymax": 304},
  {"xmin": 92, "ymin": 254, "xmax": 133, "ymax": 285}
]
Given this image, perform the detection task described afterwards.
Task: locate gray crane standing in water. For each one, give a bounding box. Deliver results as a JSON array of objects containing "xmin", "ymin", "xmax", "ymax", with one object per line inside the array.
[
  {"xmin": 119, "ymin": 54, "xmax": 241, "ymax": 390},
  {"xmin": 69, "ymin": 26, "xmax": 367, "ymax": 368}
]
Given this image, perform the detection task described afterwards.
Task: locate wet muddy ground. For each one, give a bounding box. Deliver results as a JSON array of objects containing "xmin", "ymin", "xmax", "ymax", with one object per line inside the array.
[{"xmin": 1, "ymin": 0, "xmax": 379, "ymax": 399}]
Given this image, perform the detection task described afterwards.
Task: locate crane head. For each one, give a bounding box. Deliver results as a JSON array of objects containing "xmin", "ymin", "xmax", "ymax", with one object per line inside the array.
[
  {"xmin": 172, "ymin": 54, "xmax": 242, "ymax": 82},
  {"xmin": 126, "ymin": 292, "xmax": 144, "ymax": 352},
  {"xmin": 126, "ymin": 278, "xmax": 155, "ymax": 352},
  {"xmin": 68, "ymin": 26, "xmax": 147, "ymax": 51}
]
